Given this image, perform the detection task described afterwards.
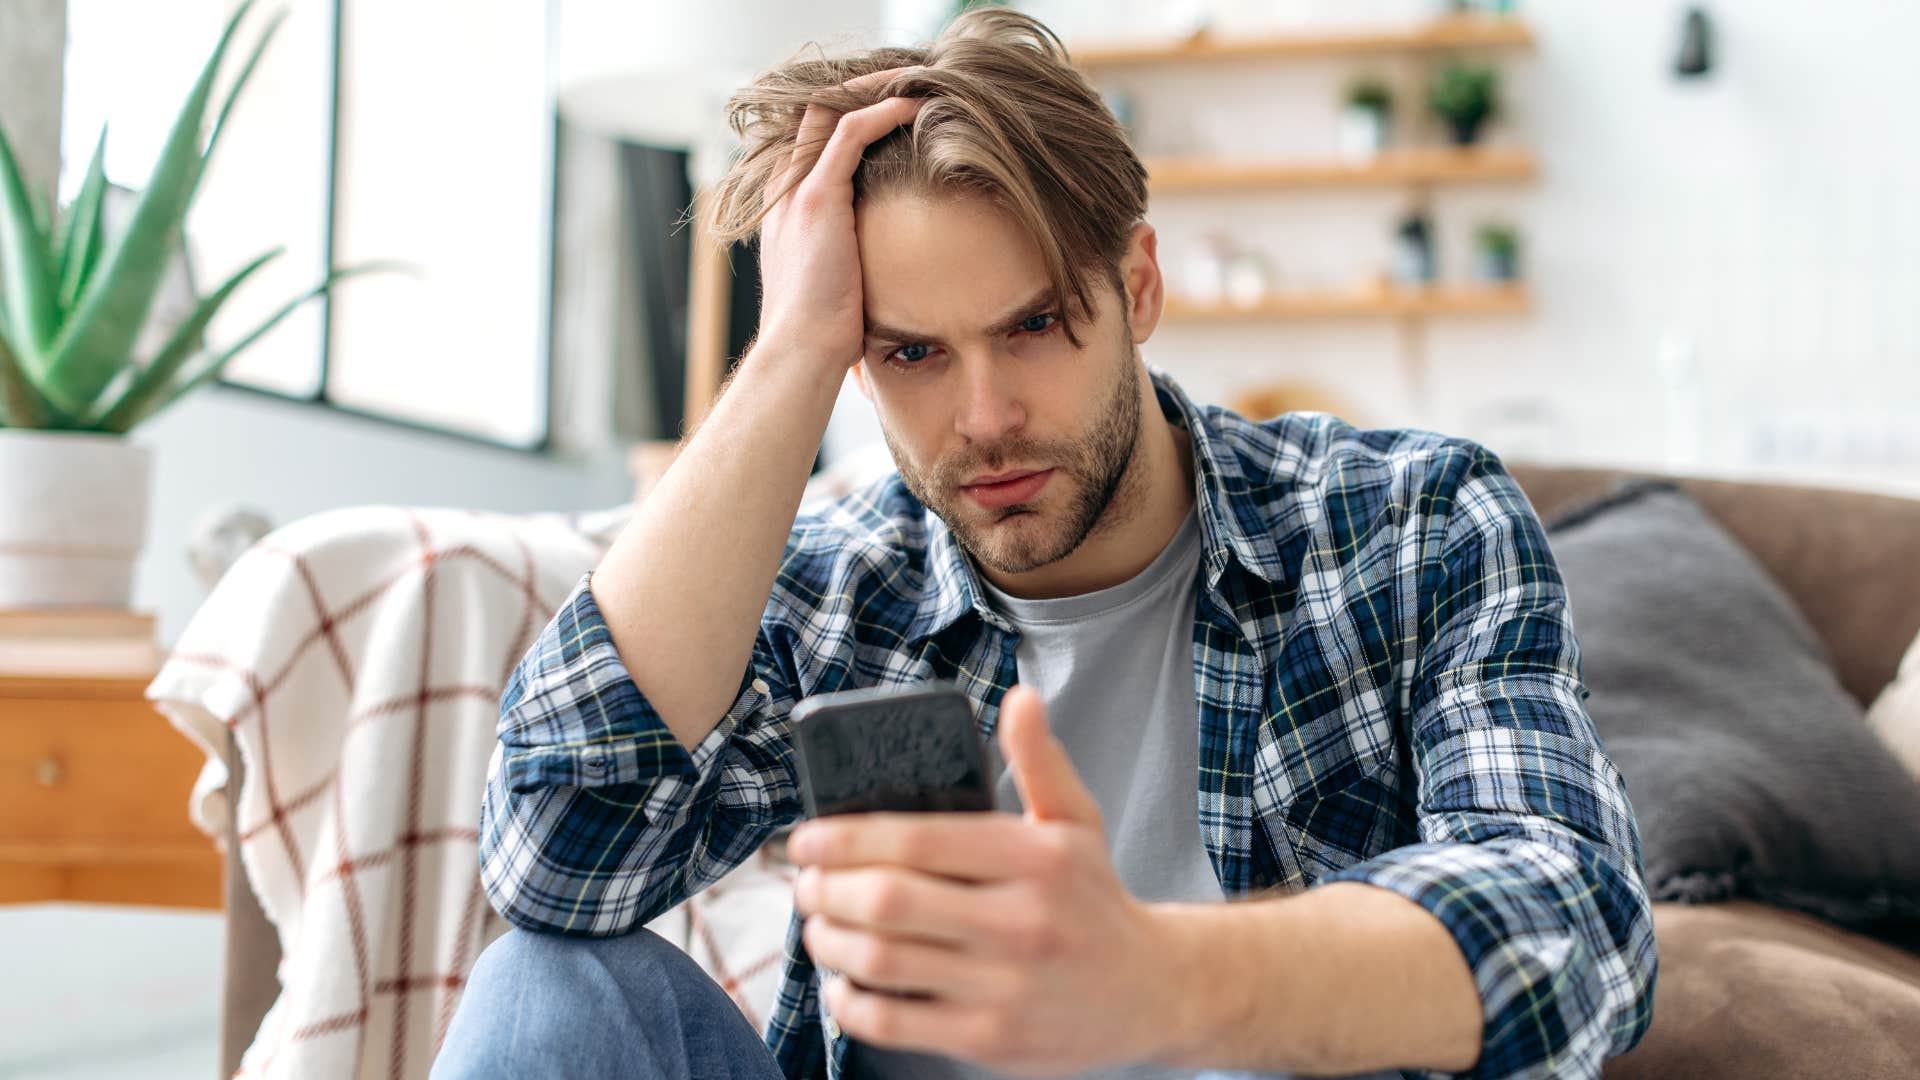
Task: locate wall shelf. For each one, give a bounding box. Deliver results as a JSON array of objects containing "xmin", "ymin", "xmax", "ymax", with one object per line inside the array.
[
  {"xmin": 1072, "ymin": 14, "xmax": 1534, "ymax": 69},
  {"xmin": 1069, "ymin": 14, "xmax": 1541, "ymax": 417},
  {"xmin": 1145, "ymin": 146, "xmax": 1537, "ymax": 192},
  {"xmin": 1162, "ymin": 283, "xmax": 1530, "ymax": 321}
]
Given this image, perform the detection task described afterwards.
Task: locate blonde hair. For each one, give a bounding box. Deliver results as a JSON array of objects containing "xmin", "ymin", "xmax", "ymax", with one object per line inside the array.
[{"xmin": 709, "ymin": 7, "xmax": 1149, "ymax": 346}]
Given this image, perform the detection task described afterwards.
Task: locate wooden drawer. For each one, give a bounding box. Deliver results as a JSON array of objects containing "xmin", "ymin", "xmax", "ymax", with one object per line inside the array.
[{"xmin": 0, "ymin": 671, "xmax": 221, "ymax": 908}]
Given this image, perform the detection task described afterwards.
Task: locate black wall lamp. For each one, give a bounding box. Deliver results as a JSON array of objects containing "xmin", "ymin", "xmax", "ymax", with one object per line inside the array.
[{"xmin": 1676, "ymin": 6, "xmax": 1714, "ymax": 78}]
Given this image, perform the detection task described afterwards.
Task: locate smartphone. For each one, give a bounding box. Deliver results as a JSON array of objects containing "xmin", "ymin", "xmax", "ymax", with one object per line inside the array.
[{"xmin": 789, "ymin": 681, "xmax": 995, "ymax": 818}]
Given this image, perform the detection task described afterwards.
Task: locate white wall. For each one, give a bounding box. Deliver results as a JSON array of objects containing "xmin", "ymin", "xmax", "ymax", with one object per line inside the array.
[
  {"xmin": 832, "ymin": 0, "xmax": 1920, "ymax": 498},
  {"xmin": 131, "ymin": 391, "xmax": 632, "ymax": 649}
]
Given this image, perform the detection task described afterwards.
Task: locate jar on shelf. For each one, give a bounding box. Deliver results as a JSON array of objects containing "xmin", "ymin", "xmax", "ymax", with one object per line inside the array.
[
  {"xmin": 1393, "ymin": 212, "xmax": 1435, "ymax": 284},
  {"xmin": 1224, "ymin": 250, "xmax": 1273, "ymax": 308},
  {"xmin": 1182, "ymin": 233, "xmax": 1234, "ymax": 304}
]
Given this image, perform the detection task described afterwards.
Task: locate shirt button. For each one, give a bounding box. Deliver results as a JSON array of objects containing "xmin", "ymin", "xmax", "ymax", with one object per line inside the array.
[
  {"xmin": 751, "ymin": 677, "xmax": 771, "ymax": 695},
  {"xmin": 583, "ymin": 755, "xmax": 606, "ymax": 771}
]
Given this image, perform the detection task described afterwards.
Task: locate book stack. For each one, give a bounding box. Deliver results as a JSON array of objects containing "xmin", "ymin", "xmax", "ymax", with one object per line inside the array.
[{"xmin": 0, "ymin": 608, "xmax": 161, "ymax": 678}]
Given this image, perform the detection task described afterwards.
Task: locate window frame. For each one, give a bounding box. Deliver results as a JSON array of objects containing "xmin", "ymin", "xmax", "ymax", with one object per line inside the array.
[{"xmin": 212, "ymin": 0, "xmax": 560, "ymax": 455}]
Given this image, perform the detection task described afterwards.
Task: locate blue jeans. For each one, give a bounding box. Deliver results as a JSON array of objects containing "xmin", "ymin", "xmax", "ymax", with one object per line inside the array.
[
  {"xmin": 432, "ymin": 926, "xmax": 784, "ymax": 1079},
  {"xmin": 434, "ymin": 928, "xmax": 1330, "ymax": 1080}
]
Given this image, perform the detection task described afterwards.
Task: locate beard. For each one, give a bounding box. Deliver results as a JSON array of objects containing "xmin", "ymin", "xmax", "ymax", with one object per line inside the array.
[{"xmin": 885, "ymin": 335, "xmax": 1144, "ymax": 576}]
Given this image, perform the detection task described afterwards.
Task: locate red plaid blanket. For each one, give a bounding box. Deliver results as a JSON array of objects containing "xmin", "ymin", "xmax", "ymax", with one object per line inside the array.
[{"xmin": 148, "ymin": 446, "xmax": 891, "ymax": 1078}]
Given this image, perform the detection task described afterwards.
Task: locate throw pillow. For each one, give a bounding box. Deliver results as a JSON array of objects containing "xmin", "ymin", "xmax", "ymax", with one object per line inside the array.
[
  {"xmin": 1867, "ymin": 630, "xmax": 1920, "ymax": 782},
  {"xmin": 1542, "ymin": 479, "xmax": 1920, "ymax": 925}
]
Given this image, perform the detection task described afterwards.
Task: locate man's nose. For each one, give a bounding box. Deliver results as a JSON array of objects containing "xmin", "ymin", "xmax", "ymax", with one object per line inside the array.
[{"xmin": 951, "ymin": 351, "xmax": 1025, "ymax": 445}]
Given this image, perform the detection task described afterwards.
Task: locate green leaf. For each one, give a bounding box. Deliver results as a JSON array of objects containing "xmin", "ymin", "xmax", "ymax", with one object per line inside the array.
[
  {"xmin": 36, "ymin": 0, "xmax": 263, "ymax": 416},
  {"xmin": 0, "ymin": 320, "xmax": 53, "ymax": 428},
  {"xmin": 56, "ymin": 128, "xmax": 111, "ymax": 317},
  {"xmin": 103, "ymin": 260, "xmax": 400, "ymax": 434},
  {"xmin": 27, "ymin": 178, "xmax": 54, "ymax": 247},
  {"xmin": 199, "ymin": 6, "xmax": 291, "ymax": 187},
  {"xmin": 0, "ymin": 124, "xmax": 62, "ymax": 356},
  {"xmin": 88, "ymin": 246, "xmax": 282, "ymax": 431}
]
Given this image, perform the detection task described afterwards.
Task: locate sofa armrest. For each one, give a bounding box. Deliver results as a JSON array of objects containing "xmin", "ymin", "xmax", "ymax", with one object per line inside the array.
[{"xmin": 220, "ymin": 726, "xmax": 281, "ymax": 1080}]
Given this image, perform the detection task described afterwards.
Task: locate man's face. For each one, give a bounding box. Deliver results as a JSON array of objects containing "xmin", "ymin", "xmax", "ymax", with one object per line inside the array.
[{"xmin": 852, "ymin": 191, "xmax": 1144, "ymax": 576}]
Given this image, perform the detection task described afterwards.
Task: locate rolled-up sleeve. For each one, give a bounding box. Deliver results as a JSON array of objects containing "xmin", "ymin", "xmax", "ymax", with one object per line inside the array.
[
  {"xmin": 1319, "ymin": 445, "xmax": 1658, "ymax": 1079},
  {"xmin": 478, "ymin": 569, "xmax": 803, "ymax": 937}
]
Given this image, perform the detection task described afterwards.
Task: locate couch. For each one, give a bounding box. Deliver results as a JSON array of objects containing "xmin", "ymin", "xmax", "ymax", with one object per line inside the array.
[{"xmin": 202, "ymin": 460, "xmax": 1920, "ymax": 1079}]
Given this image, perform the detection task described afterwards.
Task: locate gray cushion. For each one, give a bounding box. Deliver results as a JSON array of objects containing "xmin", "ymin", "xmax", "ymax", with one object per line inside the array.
[{"xmin": 1544, "ymin": 480, "xmax": 1920, "ymax": 926}]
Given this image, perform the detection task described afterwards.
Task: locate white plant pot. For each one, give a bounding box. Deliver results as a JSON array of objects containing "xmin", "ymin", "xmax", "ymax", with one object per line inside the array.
[
  {"xmin": 0, "ymin": 429, "xmax": 152, "ymax": 607},
  {"xmin": 1337, "ymin": 105, "xmax": 1388, "ymax": 161}
]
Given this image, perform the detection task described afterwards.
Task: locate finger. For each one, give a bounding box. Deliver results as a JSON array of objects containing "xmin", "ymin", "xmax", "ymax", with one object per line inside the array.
[
  {"xmin": 803, "ymin": 96, "xmax": 924, "ymax": 195},
  {"xmin": 767, "ymin": 96, "xmax": 922, "ymax": 214},
  {"xmin": 999, "ymin": 685, "xmax": 1103, "ymax": 826},
  {"xmin": 803, "ymin": 916, "xmax": 1010, "ymax": 1002},
  {"xmin": 791, "ymin": 65, "xmax": 923, "ymax": 161},
  {"xmin": 794, "ymin": 866, "xmax": 987, "ymax": 945},
  {"xmin": 770, "ymin": 65, "xmax": 923, "ymax": 210},
  {"xmin": 793, "ymin": 65, "xmax": 920, "ymax": 151},
  {"xmin": 824, "ymin": 969, "xmax": 1009, "ymax": 1059},
  {"xmin": 788, "ymin": 812, "xmax": 1051, "ymax": 880}
]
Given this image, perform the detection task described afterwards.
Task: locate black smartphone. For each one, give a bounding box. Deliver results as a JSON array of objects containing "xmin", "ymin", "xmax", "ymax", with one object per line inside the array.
[{"xmin": 789, "ymin": 682, "xmax": 995, "ymax": 818}]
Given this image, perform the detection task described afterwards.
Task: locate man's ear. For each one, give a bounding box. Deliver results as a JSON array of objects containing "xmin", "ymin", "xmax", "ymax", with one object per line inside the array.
[{"xmin": 1118, "ymin": 221, "xmax": 1163, "ymax": 345}]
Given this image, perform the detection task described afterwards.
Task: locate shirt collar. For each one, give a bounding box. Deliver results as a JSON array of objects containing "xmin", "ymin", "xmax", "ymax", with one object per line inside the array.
[
  {"xmin": 904, "ymin": 511, "xmax": 1001, "ymax": 645},
  {"xmin": 903, "ymin": 364, "xmax": 1288, "ymax": 646},
  {"xmin": 1151, "ymin": 363, "xmax": 1292, "ymax": 592}
]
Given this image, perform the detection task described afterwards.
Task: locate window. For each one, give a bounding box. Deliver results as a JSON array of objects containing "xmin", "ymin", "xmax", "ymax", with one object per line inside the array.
[{"xmin": 61, "ymin": 0, "xmax": 554, "ymax": 449}]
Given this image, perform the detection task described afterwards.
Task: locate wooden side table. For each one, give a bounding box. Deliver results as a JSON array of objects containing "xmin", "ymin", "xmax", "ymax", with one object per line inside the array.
[{"xmin": 0, "ymin": 667, "xmax": 222, "ymax": 909}]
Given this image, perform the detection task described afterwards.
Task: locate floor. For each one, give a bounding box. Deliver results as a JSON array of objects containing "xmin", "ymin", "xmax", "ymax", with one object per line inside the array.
[{"xmin": 0, "ymin": 904, "xmax": 222, "ymax": 1079}]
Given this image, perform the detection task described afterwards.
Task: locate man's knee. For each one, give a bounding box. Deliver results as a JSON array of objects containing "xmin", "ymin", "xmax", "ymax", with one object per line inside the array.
[{"xmin": 435, "ymin": 926, "xmax": 732, "ymax": 1076}]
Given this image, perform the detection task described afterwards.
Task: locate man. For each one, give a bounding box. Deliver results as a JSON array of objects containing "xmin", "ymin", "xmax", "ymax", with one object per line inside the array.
[{"xmin": 438, "ymin": 9, "xmax": 1655, "ymax": 1079}]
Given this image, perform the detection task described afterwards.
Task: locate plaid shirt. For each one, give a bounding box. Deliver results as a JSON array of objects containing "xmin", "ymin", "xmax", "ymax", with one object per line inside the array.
[{"xmin": 480, "ymin": 366, "xmax": 1657, "ymax": 1080}]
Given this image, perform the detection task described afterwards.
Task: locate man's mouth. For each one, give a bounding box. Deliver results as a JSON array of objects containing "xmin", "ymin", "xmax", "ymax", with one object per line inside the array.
[{"xmin": 959, "ymin": 468, "xmax": 1054, "ymax": 510}]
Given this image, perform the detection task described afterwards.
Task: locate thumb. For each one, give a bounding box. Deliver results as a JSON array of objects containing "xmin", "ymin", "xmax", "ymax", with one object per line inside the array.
[{"xmin": 999, "ymin": 684, "xmax": 1102, "ymax": 826}]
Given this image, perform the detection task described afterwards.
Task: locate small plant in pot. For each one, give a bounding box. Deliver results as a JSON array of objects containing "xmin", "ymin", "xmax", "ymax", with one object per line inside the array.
[
  {"xmin": 1338, "ymin": 77, "xmax": 1394, "ymax": 160},
  {"xmin": 1429, "ymin": 62, "xmax": 1500, "ymax": 146},
  {"xmin": 0, "ymin": 0, "xmax": 387, "ymax": 608},
  {"xmin": 1475, "ymin": 222, "xmax": 1521, "ymax": 281}
]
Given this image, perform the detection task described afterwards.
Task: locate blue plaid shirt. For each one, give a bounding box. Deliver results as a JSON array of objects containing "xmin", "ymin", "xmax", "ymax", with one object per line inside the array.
[{"xmin": 480, "ymin": 366, "xmax": 1657, "ymax": 1079}]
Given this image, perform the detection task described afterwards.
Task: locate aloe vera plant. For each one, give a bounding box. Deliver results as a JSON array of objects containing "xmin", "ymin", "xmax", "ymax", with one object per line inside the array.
[{"xmin": 0, "ymin": 0, "xmax": 391, "ymax": 435}]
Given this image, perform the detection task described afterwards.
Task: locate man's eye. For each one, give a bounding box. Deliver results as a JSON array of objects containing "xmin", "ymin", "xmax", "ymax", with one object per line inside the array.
[
  {"xmin": 1018, "ymin": 313, "xmax": 1057, "ymax": 334},
  {"xmin": 890, "ymin": 343, "xmax": 932, "ymax": 364}
]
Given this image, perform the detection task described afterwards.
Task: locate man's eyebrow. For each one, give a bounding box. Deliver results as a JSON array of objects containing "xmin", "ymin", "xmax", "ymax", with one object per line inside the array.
[{"xmin": 863, "ymin": 288, "xmax": 1059, "ymax": 343}]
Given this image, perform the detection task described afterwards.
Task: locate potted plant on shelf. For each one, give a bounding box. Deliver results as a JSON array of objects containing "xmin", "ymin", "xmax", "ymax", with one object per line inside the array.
[
  {"xmin": 1429, "ymin": 62, "xmax": 1501, "ymax": 146},
  {"xmin": 0, "ymin": 0, "xmax": 387, "ymax": 608},
  {"xmin": 1475, "ymin": 222, "xmax": 1521, "ymax": 281},
  {"xmin": 1338, "ymin": 77, "xmax": 1394, "ymax": 160}
]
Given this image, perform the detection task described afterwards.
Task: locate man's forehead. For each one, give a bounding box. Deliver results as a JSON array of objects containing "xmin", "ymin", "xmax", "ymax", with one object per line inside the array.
[{"xmin": 857, "ymin": 192, "xmax": 1053, "ymax": 313}]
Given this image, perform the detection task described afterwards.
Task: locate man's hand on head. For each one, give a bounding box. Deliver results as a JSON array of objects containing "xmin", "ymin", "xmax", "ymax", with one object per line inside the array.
[
  {"xmin": 787, "ymin": 685, "xmax": 1188, "ymax": 1076},
  {"xmin": 753, "ymin": 67, "xmax": 925, "ymax": 377}
]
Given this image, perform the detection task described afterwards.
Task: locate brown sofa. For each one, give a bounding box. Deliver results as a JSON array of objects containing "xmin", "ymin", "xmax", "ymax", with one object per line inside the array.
[{"xmin": 216, "ymin": 462, "xmax": 1920, "ymax": 1078}]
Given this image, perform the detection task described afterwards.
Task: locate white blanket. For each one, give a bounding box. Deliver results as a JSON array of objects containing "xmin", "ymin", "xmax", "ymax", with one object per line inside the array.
[{"xmin": 148, "ymin": 448, "xmax": 893, "ymax": 1078}]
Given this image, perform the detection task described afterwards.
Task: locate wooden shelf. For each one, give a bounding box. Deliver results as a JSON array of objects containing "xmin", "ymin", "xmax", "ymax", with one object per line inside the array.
[
  {"xmin": 1146, "ymin": 146, "xmax": 1537, "ymax": 192},
  {"xmin": 1073, "ymin": 14, "xmax": 1534, "ymax": 68},
  {"xmin": 1162, "ymin": 283, "xmax": 1530, "ymax": 320}
]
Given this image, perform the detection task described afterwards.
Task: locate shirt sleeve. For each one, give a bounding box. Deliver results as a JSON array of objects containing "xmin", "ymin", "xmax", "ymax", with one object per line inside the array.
[
  {"xmin": 1317, "ymin": 443, "xmax": 1659, "ymax": 1079},
  {"xmin": 477, "ymin": 569, "xmax": 804, "ymax": 936}
]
